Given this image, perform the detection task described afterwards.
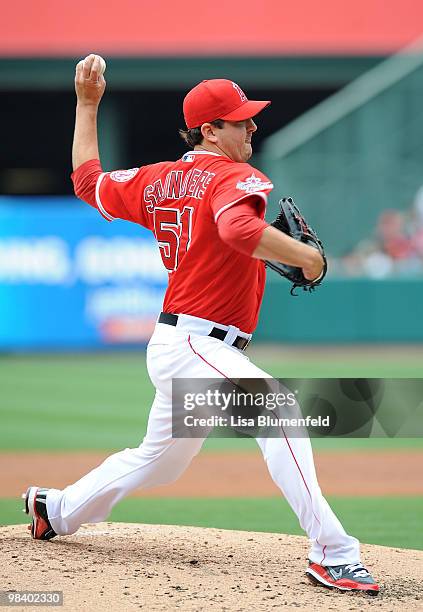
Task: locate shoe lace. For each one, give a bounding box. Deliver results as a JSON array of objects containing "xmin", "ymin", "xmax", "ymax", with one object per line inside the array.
[{"xmin": 345, "ymin": 563, "xmax": 370, "ymax": 577}]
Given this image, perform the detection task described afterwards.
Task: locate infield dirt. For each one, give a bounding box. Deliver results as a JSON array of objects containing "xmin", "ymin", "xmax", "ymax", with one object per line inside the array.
[
  {"xmin": 1, "ymin": 450, "xmax": 422, "ymax": 497},
  {"xmin": 1, "ymin": 523, "xmax": 422, "ymax": 611}
]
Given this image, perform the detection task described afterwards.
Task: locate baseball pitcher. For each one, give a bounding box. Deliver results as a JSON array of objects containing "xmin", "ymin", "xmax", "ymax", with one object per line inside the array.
[{"xmin": 23, "ymin": 54, "xmax": 378, "ymax": 596}]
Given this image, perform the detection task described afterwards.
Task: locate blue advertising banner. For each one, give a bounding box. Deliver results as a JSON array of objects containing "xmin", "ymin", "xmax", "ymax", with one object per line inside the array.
[{"xmin": 0, "ymin": 197, "xmax": 167, "ymax": 349}]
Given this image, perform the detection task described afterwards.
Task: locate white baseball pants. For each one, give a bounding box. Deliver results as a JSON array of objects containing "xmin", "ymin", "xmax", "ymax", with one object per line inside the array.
[{"xmin": 47, "ymin": 314, "xmax": 360, "ymax": 566}]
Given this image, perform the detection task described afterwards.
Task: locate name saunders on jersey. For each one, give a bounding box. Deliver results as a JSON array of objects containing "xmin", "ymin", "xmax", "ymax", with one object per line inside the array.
[{"xmin": 144, "ymin": 168, "xmax": 216, "ymax": 211}]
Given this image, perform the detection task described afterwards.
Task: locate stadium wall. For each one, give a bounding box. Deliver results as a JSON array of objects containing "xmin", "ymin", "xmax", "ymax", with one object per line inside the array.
[
  {"xmin": 256, "ymin": 279, "xmax": 422, "ymax": 343},
  {"xmin": 0, "ymin": 197, "xmax": 421, "ymax": 348}
]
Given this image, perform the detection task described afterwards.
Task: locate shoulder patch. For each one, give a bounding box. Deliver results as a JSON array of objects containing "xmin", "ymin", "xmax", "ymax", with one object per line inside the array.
[
  {"xmin": 109, "ymin": 168, "xmax": 139, "ymax": 182},
  {"xmin": 236, "ymin": 173, "xmax": 273, "ymax": 194}
]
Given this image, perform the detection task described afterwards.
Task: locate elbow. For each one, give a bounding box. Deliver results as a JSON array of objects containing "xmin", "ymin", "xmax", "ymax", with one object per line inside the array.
[{"xmin": 217, "ymin": 224, "xmax": 245, "ymax": 255}]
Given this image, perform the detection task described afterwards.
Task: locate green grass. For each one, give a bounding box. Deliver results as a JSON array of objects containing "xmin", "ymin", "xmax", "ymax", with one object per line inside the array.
[
  {"xmin": 256, "ymin": 357, "xmax": 423, "ymax": 378},
  {"xmin": 1, "ymin": 496, "xmax": 422, "ymax": 551},
  {"xmin": 0, "ymin": 353, "xmax": 154, "ymax": 450},
  {"xmin": 1, "ymin": 351, "xmax": 422, "ymax": 451}
]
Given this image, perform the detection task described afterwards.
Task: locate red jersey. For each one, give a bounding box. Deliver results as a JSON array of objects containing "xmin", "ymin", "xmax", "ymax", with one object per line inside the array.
[{"xmin": 93, "ymin": 150, "xmax": 274, "ymax": 333}]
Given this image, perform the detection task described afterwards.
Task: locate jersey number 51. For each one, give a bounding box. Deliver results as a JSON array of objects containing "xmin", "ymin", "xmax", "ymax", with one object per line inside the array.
[{"xmin": 153, "ymin": 206, "xmax": 194, "ymax": 273}]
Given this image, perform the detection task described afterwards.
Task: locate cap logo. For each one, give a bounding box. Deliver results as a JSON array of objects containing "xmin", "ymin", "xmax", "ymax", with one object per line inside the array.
[{"xmin": 232, "ymin": 82, "xmax": 247, "ymax": 103}]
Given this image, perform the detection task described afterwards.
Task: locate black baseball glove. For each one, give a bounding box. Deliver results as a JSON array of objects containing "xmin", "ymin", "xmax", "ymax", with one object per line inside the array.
[{"xmin": 265, "ymin": 197, "xmax": 327, "ymax": 296}]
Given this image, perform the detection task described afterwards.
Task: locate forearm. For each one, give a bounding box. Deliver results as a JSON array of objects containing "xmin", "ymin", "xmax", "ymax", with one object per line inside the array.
[
  {"xmin": 72, "ymin": 103, "xmax": 101, "ymax": 171},
  {"xmin": 72, "ymin": 54, "xmax": 106, "ymax": 171},
  {"xmin": 253, "ymin": 225, "xmax": 321, "ymax": 269}
]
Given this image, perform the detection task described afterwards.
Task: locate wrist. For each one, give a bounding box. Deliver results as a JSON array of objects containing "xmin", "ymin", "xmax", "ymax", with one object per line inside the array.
[
  {"xmin": 304, "ymin": 245, "xmax": 321, "ymax": 267},
  {"xmin": 302, "ymin": 248, "xmax": 323, "ymax": 278},
  {"xmin": 76, "ymin": 101, "xmax": 99, "ymax": 113}
]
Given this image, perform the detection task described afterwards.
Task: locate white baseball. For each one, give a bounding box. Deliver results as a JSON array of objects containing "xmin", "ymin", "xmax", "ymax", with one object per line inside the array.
[{"xmin": 81, "ymin": 54, "xmax": 106, "ymax": 76}]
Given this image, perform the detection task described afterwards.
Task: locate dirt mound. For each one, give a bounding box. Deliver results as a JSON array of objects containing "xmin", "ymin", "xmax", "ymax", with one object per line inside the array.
[{"xmin": 1, "ymin": 523, "xmax": 422, "ymax": 611}]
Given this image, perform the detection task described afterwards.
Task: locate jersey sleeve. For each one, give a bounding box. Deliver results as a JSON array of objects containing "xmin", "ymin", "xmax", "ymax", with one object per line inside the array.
[
  {"xmin": 217, "ymin": 200, "xmax": 268, "ymax": 256},
  {"xmin": 71, "ymin": 159, "xmax": 102, "ymax": 211},
  {"xmin": 210, "ymin": 163, "xmax": 274, "ymax": 222},
  {"xmin": 95, "ymin": 166, "xmax": 152, "ymax": 228}
]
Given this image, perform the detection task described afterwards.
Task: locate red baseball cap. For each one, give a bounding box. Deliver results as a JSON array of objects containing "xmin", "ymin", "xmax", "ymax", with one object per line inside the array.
[{"xmin": 183, "ymin": 79, "xmax": 271, "ymax": 129}]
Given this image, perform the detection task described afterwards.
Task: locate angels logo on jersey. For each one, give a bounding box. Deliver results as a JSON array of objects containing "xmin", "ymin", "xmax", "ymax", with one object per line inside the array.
[
  {"xmin": 110, "ymin": 168, "xmax": 139, "ymax": 182},
  {"xmin": 236, "ymin": 173, "xmax": 273, "ymax": 194}
]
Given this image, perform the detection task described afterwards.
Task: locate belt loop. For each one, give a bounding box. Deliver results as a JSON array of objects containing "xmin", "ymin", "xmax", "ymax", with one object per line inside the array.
[{"xmin": 224, "ymin": 325, "xmax": 239, "ymax": 346}]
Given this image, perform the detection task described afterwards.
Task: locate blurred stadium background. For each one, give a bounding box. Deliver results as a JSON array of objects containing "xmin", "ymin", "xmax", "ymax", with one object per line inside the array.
[{"xmin": 0, "ymin": 0, "xmax": 422, "ymax": 551}]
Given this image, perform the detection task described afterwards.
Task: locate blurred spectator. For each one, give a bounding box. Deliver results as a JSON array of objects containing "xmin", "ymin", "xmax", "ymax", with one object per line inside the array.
[
  {"xmin": 336, "ymin": 188, "xmax": 423, "ymax": 278},
  {"xmin": 376, "ymin": 210, "xmax": 413, "ymax": 260}
]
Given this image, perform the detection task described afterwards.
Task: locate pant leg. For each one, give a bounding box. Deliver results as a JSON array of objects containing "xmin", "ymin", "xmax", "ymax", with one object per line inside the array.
[
  {"xmin": 161, "ymin": 332, "xmax": 360, "ymax": 565},
  {"xmin": 47, "ymin": 390, "xmax": 205, "ymax": 535},
  {"xmin": 256, "ymin": 434, "xmax": 360, "ymax": 566},
  {"xmin": 45, "ymin": 331, "xmax": 224, "ymax": 536},
  {"xmin": 47, "ymin": 325, "xmax": 360, "ymax": 563}
]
